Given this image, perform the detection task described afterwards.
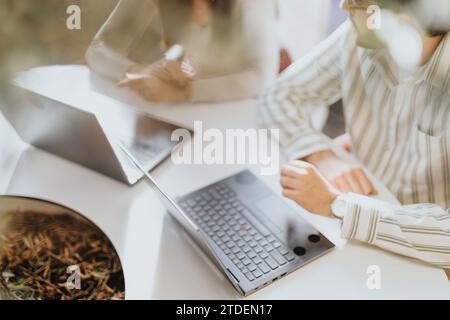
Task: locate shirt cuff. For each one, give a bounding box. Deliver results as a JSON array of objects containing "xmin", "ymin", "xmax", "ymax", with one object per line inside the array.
[{"xmin": 338, "ymin": 193, "xmax": 384, "ymax": 244}]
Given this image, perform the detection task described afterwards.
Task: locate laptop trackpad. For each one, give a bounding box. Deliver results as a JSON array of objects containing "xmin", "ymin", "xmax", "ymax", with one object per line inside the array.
[{"xmin": 253, "ymin": 196, "xmax": 293, "ymax": 236}]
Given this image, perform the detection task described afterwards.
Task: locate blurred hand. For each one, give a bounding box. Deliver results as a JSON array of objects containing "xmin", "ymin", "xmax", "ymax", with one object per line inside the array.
[
  {"xmin": 303, "ymin": 150, "xmax": 378, "ymax": 196},
  {"xmin": 281, "ymin": 161, "xmax": 339, "ymax": 217},
  {"xmin": 119, "ymin": 57, "xmax": 195, "ymax": 102}
]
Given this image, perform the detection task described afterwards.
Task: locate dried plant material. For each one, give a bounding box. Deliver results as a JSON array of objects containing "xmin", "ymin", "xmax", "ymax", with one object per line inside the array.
[
  {"xmin": 0, "ymin": 271, "xmax": 12, "ymax": 300},
  {"xmin": 0, "ymin": 210, "xmax": 125, "ymax": 300}
]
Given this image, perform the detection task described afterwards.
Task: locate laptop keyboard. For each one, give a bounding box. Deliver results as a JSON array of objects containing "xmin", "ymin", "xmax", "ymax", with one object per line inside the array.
[{"xmin": 178, "ymin": 183, "xmax": 297, "ymax": 282}]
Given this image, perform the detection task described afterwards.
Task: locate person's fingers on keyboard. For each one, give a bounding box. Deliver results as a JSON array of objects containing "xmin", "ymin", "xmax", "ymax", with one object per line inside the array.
[
  {"xmin": 280, "ymin": 177, "xmax": 298, "ymax": 190},
  {"xmin": 343, "ymin": 170, "xmax": 365, "ymax": 194},
  {"xmin": 281, "ymin": 189, "xmax": 297, "ymax": 201},
  {"xmin": 280, "ymin": 168, "xmax": 296, "ymax": 179},
  {"xmin": 286, "ymin": 149, "xmax": 378, "ymax": 197},
  {"xmin": 329, "ymin": 178, "xmax": 340, "ymax": 191},
  {"xmin": 353, "ymin": 168, "xmax": 378, "ymax": 195},
  {"xmin": 332, "ymin": 175, "xmax": 352, "ymax": 193},
  {"xmin": 280, "ymin": 163, "xmax": 338, "ymax": 217}
]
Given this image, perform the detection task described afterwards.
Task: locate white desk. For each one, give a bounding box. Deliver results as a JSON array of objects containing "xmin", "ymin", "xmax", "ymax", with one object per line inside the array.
[{"xmin": 2, "ymin": 65, "xmax": 449, "ymax": 299}]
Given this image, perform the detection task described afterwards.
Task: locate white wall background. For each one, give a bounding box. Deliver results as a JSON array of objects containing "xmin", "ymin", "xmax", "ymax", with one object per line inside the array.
[{"xmin": 278, "ymin": 0, "xmax": 332, "ymax": 60}]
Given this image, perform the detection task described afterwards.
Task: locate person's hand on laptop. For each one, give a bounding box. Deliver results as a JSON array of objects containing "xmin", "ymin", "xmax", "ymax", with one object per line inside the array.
[
  {"xmin": 280, "ymin": 161, "xmax": 339, "ymax": 217},
  {"xmin": 303, "ymin": 150, "xmax": 378, "ymax": 196},
  {"xmin": 119, "ymin": 57, "xmax": 195, "ymax": 102}
]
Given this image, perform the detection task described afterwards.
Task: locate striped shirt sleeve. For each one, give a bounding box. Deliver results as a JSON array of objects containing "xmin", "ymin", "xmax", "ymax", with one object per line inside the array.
[
  {"xmin": 339, "ymin": 193, "xmax": 450, "ymax": 269},
  {"xmin": 258, "ymin": 21, "xmax": 351, "ymax": 160}
]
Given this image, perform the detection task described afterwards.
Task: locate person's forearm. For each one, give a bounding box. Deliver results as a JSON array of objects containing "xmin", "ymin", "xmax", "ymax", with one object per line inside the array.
[
  {"xmin": 338, "ymin": 193, "xmax": 450, "ymax": 269},
  {"xmin": 85, "ymin": 0, "xmax": 160, "ymax": 81},
  {"xmin": 85, "ymin": 42, "xmax": 135, "ymax": 82}
]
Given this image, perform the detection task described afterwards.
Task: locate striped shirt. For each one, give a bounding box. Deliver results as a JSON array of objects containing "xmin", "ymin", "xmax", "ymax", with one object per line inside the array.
[{"xmin": 260, "ymin": 21, "xmax": 450, "ymax": 269}]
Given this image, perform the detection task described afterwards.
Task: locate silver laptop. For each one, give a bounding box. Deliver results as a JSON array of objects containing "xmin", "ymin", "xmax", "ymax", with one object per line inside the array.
[
  {"xmin": 121, "ymin": 145, "xmax": 335, "ymax": 296},
  {"xmin": 1, "ymin": 85, "xmax": 186, "ymax": 185}
]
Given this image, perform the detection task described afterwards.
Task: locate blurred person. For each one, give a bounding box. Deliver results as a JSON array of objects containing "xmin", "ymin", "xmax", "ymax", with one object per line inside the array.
[
  {"xmin": 260, "ymin": 0, "xmax": 450, "ymax": 268},
  {"xmin": 85, "ymin": 0, "xmax": 279, "ymax": 102}
]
